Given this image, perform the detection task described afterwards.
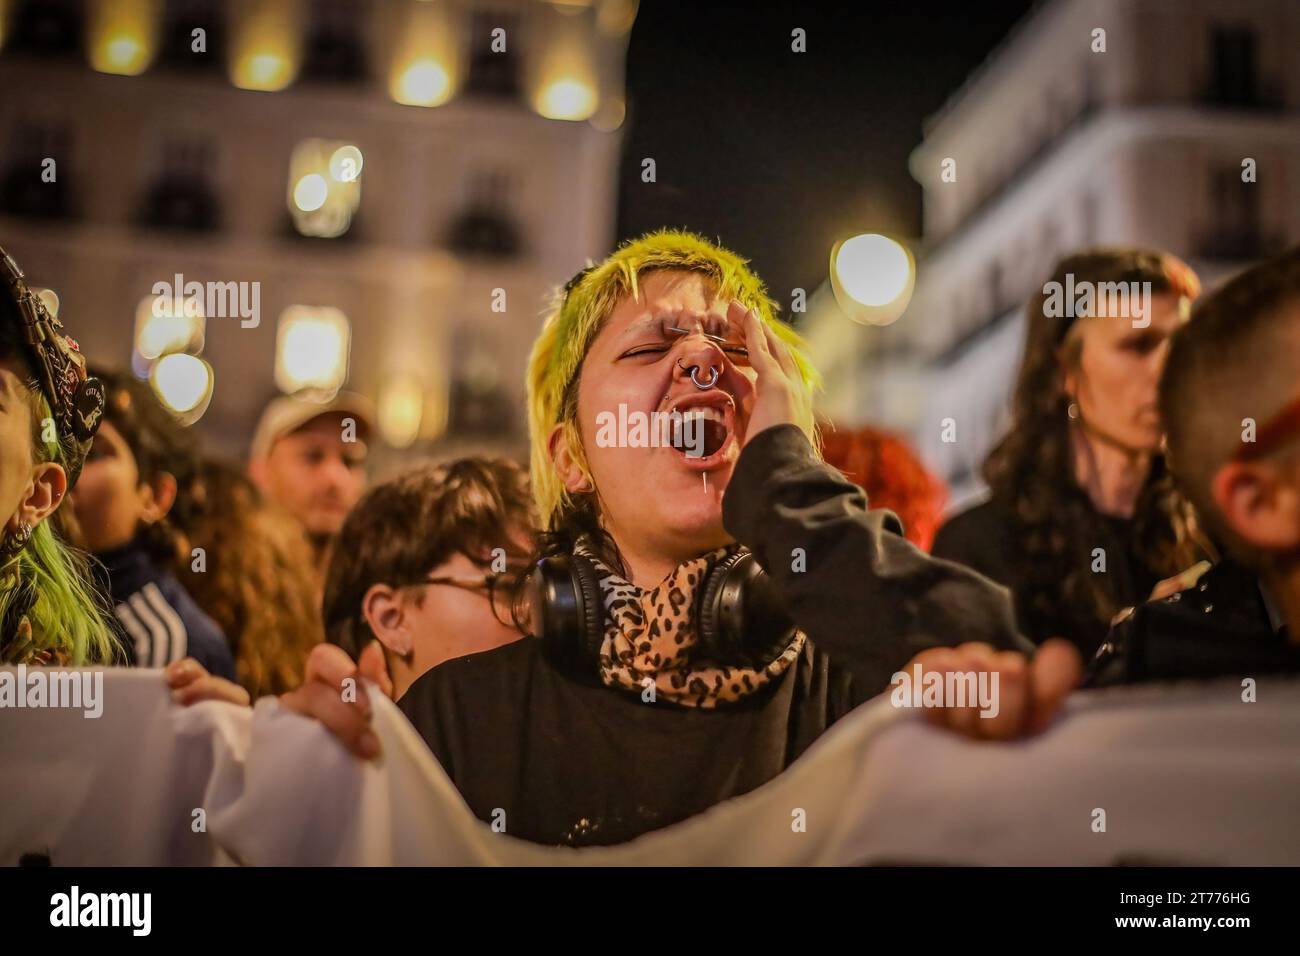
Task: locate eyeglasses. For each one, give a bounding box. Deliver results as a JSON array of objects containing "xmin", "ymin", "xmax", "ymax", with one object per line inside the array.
[
  {"xmin": 1233, "ymin": 393, "xmax": 1300, "ymax": 462},
  {"xmin": 421, "ymin": 567, "xmax": 528, "ymax": 627}
]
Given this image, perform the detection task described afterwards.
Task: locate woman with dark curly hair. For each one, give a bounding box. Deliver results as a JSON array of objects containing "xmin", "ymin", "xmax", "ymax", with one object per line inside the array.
[{"xmin": 932, "ymin": 248, "xmax": 1208, "ymax": 659}]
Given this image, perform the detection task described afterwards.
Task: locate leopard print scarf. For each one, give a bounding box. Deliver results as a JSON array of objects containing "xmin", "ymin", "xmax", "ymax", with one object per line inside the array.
[{"xmin": 574, "ymin": 536, "xmax": 806, "ymax": 708}]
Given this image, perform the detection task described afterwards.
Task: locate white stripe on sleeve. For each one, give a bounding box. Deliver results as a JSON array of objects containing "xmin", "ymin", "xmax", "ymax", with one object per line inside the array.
[
  {"xmin": 127, "ymin": 591, "xmax": 169, "ymax": 667},
  {"xmin": 142, "ymin": 582, "xmax": 188, "ymax": 665},
  {"xmin": 115, "ymin": 601, "xmax": 152, "ymax": 668}
]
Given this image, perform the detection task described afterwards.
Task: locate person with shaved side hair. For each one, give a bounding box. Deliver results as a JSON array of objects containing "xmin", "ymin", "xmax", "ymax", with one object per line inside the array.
[
  {"xmin": 903, "ymin": 247, "xmax": 1300, "ymax": 739},
  {"xmin": 1087, "ymin": 246, "xmax": 1300, "ymax": 684}
]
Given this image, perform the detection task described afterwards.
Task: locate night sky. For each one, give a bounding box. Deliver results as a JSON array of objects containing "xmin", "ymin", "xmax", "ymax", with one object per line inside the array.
[{"xmin": 616, "ymin": 0, "xmax": 1037, "ymax": 313}]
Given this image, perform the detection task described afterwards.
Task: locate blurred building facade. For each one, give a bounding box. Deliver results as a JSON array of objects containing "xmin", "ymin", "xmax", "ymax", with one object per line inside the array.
[
  {"xmin": 0, "ymin": 0, "xmax": 636, "ymax": 472},
  {"xmin": 805, "ymin": 0, "xmax": 1300, "ymax": 508}
]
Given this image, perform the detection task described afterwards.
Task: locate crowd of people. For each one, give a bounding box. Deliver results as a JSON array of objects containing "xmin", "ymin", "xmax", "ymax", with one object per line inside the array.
[{"xmin": 2, "ymin": 229, "xmax": 1298, "ymax": 850}]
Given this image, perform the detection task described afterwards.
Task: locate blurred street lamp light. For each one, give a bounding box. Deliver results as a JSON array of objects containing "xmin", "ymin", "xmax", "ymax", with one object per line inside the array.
[
  {"xmin": 235, "ymin": 52, "xmax": 292, "ymax": 90},
  {"xmin": 536, "ymin": 77, "xmax": 597, "ymax": 121},
  {"xmin": 151, "ymin": 353, "xmax": 214, "ymax": 424},
  {"xmin": 275, "ymin": 305, "xmax": 351, "ymax": 397},
  {"xmin": 392, "ymin": 57, "xmax": 453, "ymax": 107},
  {"xmin": 88, "ymin": 0, "xmax": 159, "ymax": 76},
  {"xmin": 532, "ymin": 14, "xmax": 598, "ymax": 121},
  {"xmin": 390, "ymin": 0, "xmax": 460, "ymax": 108},
  {"xmin": 229, "ymin": 0, "xmax": 301, "ymax": 91},
  {"xmin": 830, "ymin": 233, "xmax": 916, "ymax": 326},
  {"xmin": 378, "ymin": 372, "xmax": 425, "ymax": 449},
  {"xmin": 287, "ymin": 139, "xmax": 362, "ymax": 237},
  {"xmin": 135, "ymin": 294, "xmax": 205, "ymax": 361},
  {"xmin": 292, "ymin": 173, "xmax": 328, "ymax": 212}
]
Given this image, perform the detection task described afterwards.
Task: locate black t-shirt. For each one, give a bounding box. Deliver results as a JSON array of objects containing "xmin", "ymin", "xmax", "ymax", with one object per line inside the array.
[
  {"xmin": 932, "ymin": 495, "xmax": 1163, "ymax": 658},
  {"xmin": 399, "ymin": 425, "xmax": 1030, "ymax": 847},
  {"xmin": 399, "ymin": 636, "xmax": 861, "ymax": 846}
]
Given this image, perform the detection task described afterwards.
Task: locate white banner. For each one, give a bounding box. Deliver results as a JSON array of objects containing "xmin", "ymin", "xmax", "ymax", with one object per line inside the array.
[{"xmin": 4, "ymin": 668, "xmax": 1299, "ymax": 865}]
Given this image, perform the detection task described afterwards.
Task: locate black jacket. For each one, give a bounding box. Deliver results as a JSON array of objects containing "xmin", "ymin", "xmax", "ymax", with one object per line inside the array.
[
  {"xmin": 1086, "ymin": 558, "xmax": 1299, "ymax": 686},
  {"xmin": 399, "ymin": 425, "xmax": 1029, "ymax": 846},
  {"xmin": 932, "ymin": 494, "xmax": 1165, "ymax": 659}
]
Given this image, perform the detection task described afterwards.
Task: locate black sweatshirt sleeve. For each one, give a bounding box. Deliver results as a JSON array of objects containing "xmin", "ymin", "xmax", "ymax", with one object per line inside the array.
[{"xmin": 722, "ymin": 425, "xmax": 1034, "ymax": 697}]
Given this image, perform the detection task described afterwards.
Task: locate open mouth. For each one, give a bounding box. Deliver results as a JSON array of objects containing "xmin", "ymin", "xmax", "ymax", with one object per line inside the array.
[{"xmin": 664, "ymin": 391, "xmax": 738, "ymax": 468}]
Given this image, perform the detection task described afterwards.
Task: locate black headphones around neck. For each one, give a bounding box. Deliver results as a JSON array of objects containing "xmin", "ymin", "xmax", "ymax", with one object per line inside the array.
[{"xmin": 524, "ymin": 549, "xmax": 796, "ymax": 677}]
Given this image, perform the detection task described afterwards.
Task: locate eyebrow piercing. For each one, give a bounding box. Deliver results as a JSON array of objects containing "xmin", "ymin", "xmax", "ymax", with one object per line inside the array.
[{"xmin": 667, "ymin": 323, "xmax": 727, "ymax": 343}]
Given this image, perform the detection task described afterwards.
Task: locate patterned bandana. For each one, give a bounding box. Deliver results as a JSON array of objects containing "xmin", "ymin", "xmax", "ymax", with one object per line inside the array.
[
  {"xmin": 574, "ymin": 536, "xmax": 806, "ymax": 708},
  {"xmin": 0, "ymin": 244, "xmax": 105, "ymax": 488}
]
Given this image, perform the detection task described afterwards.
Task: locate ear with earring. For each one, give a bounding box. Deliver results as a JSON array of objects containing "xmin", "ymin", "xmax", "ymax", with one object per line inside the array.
[{"xmin": 1064, "ymin": 390, "xmax": 1080, "ymax": 421}]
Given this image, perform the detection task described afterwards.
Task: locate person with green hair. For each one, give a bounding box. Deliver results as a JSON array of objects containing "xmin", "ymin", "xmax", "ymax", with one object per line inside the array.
[
  {"xmin": 0, "ymin": 246, "xmax": 247, "ymax": 711},
  {"xmin": 285, "ymin": 229, "xmax": 1033, "ymax": 846},
  {"xmin": 0, "ymin": 244, "xmax": 115, "ymax": 665}
]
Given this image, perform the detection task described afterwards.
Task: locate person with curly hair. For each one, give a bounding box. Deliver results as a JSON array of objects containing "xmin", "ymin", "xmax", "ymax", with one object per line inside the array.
[
  {"xmin": 932, "ymin": 248, "xmax": 1207, "ymax": 659},
  {"xmin": 169, "ymin": 457, "xmax": 325, "ymax": 698}
]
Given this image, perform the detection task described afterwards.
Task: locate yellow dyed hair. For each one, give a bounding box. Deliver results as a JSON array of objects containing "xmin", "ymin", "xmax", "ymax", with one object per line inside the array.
[{"xmin": 526, "ymin": 228, "xmax": 822, "ymax": 532}]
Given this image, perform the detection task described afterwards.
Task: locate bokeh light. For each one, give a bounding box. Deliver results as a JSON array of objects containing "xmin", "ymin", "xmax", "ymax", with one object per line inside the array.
[
  {"xmin": 830, "ymin": 233, "xmax": 916, "ymax": 326},
  {"xmin": 151, "ymin": 353, "xmax": 213, "ymax": 421},
  {"xmin": 275, "ymin": 306, "xmax": 351, "ymax": 396},
  {"xmin": 292, "ymin": 173, "xmax": 329, "ymax": 212}
]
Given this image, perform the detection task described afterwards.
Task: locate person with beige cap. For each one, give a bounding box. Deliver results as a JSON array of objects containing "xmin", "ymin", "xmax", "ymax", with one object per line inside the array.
[{"xmin": 249, "ymin": 391, "xmax": 374, "ymax": 576}]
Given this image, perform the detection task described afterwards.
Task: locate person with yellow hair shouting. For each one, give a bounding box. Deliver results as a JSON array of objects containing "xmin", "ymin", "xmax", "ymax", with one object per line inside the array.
[{"xmin": 284, "ymin": 230, "xmax": 1034, "ymax": 846}]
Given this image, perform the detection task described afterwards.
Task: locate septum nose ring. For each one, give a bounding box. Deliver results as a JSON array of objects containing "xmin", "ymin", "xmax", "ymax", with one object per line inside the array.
[{"xmin": 677, "ymin": 359, "xmax": 720, "ymax": 390}]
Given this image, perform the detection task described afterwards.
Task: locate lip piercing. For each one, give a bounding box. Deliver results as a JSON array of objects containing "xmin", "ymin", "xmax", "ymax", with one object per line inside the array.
[{"xmin": 677, "ymin": 359, "xmax": 719, "ymax": 390}]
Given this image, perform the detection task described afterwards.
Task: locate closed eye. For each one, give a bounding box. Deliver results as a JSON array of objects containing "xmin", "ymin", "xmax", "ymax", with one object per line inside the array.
[
  {"xmin": 620, "ymin": 345, "xmax": 670, "ymax": 359},
  {"xmin": 620, "ymin": 344, "xmax": 749, "ymax": 360}
]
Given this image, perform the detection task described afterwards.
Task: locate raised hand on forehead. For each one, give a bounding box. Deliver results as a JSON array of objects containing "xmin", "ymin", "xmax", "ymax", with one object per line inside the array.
[{"xmin": 737, "ymin": 301, "xmax": 812, "ymax": 445}]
